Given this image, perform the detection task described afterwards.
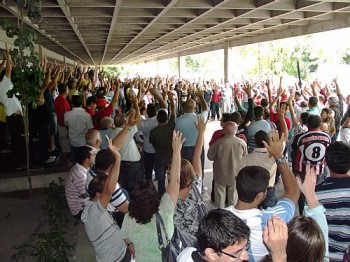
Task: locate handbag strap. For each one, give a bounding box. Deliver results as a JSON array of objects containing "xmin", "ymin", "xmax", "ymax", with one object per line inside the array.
[
  {"xmin": 192, "ymin": 183, "xmax": 203, "ymax": 204},
  {"xmin": 155, "ymin": 212, "xmax": 169, "ymax": 250}
]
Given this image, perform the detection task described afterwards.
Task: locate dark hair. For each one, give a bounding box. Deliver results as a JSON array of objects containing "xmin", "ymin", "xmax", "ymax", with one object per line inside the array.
[
  {"xmin": 58, "ymin": 83, "xmax": 67, "ymax": 94},
  {"xmin": 308, "ymin": 96, "xmax": 318, "ymax": 108},
  {"xmin": 231, "ymin": 112, "xmax": 241, "ymax": 124},
  {"xmin": 71, "ymin": 95, "xmax": 82, "ymax": 107},
  {"xmin": 255, "ymin": 130, "xmax": 268, "ymax": 148},
  {"xmin": 287, "ymin": 216, "xmax": 325, "ymax": 262},
  {"xmin": 0, "ymin": 69, "xmax": 5, "ymax": 82},
  {"xmin": 128, "ymin": 180, "xmax": 160, "ymax": 224},
  {"xmin": 307, "ymin": 115, "xmax": 321, "ymax": 129},
  {"xmin": 261, "ymin": 98, "xmax": 269, "ymax": 108},
  {"xmin": 221, "ymin": 113, "xmax": 231, "ymax": 123},
  {"xmin": 236, "ymin": 166, "xmax": 270, "ymax": 203},
  {"xmin": 300, "ymin": 112, "xmax": 310, "ymax": 125},
  {"xmin": 197, "ymin": 209, "xmax": 250, "ymax": 255},
  {"xmin": 157, "ymin": 110, "xmax": 168, "ymax": 124},
  {"xmin": 75, "ymin": 146, "xmax": 92, "ymax": 165},
  {"xmin": 254, "ymin": 106, "xmax": 264, "ymax": 119},
  {"xmin": 86, "ymin": 96, "xmax": 97, "ymax": 106},
  {"xmin": 325, "ymin": 142, "xmax": 350, "ymax": 175},
  {"xmin": 95, "ymin": 149, "xmax": 116, "ymax": 171},
  {"xmin": 147, "ymin": 104, "xmax": 157, "ymax": 118},
  {"xmin": 321, "ymin": 108, "xmax": 332, "ymax": 122},
  {"xmin": 87, "ymin": 174, "xmax": 107, "ymax": 198},
  {"xmin": 263, "ymin": 108, "xmax": 270, "ymax": 119},
  {"xmin": 114, "ymin": 114, "xmax": 125, "ymax": 128}
]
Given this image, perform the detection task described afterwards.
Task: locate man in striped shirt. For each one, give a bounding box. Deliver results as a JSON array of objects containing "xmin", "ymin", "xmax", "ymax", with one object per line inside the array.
[
  {"xmin": 316, "ymin": 142, "xmax": 350, "ymax": 262},
  {"xmin": 65, "ymin": 146, "xmax": 94, "ymax": 220}
]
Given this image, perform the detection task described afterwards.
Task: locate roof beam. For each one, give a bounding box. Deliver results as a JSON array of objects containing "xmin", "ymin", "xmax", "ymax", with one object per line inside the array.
[
  {"xmin": 107, "ymin": 0, "xmax": 179, "ymax": 64},
  {"xmin": 101, "ymin": 0, "xmax": 122, "ymax": 64},
  {"xmin": 56, "ymin": 0, "xmax": 96, "ymax": 65}
]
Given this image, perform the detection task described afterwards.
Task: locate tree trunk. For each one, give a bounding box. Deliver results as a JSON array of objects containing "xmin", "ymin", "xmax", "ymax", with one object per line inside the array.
[{"xmin": 23, "ymin": 105, "xmax": 32, "ymax": 198}]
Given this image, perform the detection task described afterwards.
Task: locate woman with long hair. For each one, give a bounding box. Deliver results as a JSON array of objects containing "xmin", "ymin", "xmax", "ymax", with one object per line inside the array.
[
  {"xmin": 120, "ymin": 131, "xmax": 184, "ymax": 262},
  {"xmin": 173, "ymin": 116, "xmax": 206, "ymax": 236}
]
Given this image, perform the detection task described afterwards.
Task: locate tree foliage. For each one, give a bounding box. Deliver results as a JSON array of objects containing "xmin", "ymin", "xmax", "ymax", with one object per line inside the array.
[
  {"xmin": 341, "ymin": 50, "xmax": 350, "ymax": 65},
  {"xmin": 185, "ymin": 55, "xmax": 200, "ymax": 72}
]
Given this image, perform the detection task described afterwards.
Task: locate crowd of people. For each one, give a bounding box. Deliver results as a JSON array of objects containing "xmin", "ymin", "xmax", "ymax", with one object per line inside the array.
[{"xmin": 1, "ymin": 44, "xmax": 350, "ymax": 262}]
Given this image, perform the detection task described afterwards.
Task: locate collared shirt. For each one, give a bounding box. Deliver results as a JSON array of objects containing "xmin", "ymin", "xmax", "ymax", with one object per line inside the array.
[
  {"xmin": 65, "ymin": 163, "xmax": 88, "ymax": 216},
  {"xmin": 240, "ymin": 148, "xmax": 277, "ymax": 188},
  {"xmin": 0, "ymin": 75, "xmax": 22, "ymax": 116},
  {"xmin": 175, "ymin": 111, "xmax": 208, "ymax": 147},
  {"xmin": 139, "ymin": 116, "xmax": 158, "ymax": 153},
  {"xmin": 110, "ymin": 126, "xmax": 141, "ymax": 162},
  {"xmin": 247, "ymin": 120, "xmax": 272, "ymax": 153},
  {"xmin": 64, "ymin": 107, "xmax": 93, "ymax": 147}
]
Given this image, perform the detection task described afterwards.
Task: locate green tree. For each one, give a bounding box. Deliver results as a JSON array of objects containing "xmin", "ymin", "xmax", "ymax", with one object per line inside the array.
[
  {"xmin": 185, "ymin": 55, "xmax": 200, "ymax": 72},
  {"xmin": 0, "ymin": 0, "xmax": 44, "ymax": 196},
  {"xmin": 341, "ymin": 50, "xmax": 350, "ymax": 65}
]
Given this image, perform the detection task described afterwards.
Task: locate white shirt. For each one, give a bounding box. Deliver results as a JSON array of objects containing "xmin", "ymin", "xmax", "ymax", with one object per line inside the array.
[
  {"xmin": 110, "ymin": 126, "xmax": 141, "ymax": 161},
  {"xmin": 64, "ymin": 107, "xmax": 93, "ymax": 147},
  {"xmin": 0, "ymin": 75, "xmax": 22, "ymax": 116},
  {"xmin": 139, "ymin": 116, "xmax": 157, "ymax": 153}
]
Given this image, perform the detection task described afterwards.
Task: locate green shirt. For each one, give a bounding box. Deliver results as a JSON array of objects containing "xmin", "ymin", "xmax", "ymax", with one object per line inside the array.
[{"xmin": 121, "ymin": 193, "xmax": 175, "ymax": 262}]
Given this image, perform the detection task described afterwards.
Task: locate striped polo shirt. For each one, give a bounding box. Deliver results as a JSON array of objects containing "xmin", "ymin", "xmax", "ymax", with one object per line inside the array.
[{"xmin": 316, "ymin": 177, "xmax": 350, "ymax": 262}]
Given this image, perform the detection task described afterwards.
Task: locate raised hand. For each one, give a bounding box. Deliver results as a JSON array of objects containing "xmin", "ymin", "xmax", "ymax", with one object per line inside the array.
[
  {"xmin": 195, "ymin": 115, "xmax": 206, "ymax": 133},
  {"xmin": 262, "ymin": 130, "xmax": 285, "ymax": 159},
  {"xmin": 263, "ymin": 215, "xmax": 288, "ymax": 261},
  {"xmin": 172, "ymin": 131, "xmax": 185, "ymax": 153}
]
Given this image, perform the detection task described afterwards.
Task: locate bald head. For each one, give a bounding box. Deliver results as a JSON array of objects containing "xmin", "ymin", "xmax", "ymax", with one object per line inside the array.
[
  {"xmin": 85, "ymin": 129, "xmax": 101, "ymax": 149},
  {"xmin": 223, "ymin": 121, "xmax": 238, "ymax": 136},
  {"xmin": 184, "ymin": 99, "xmax": 196, "ymax": 113}
]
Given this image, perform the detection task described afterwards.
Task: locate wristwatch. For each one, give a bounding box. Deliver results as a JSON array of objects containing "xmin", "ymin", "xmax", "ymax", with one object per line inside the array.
[{"xmin": 275, "ymin": 156, "xmax": 288, "ymax": 165}]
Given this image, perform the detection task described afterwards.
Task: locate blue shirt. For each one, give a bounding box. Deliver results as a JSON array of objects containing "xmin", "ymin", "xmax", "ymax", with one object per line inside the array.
[
  {"xmin": 247, "ymin": 120, "xmax": 272, "ymax": 153},
  {"xmin": 175, "ymin": 111, "xmax": 208, "ymax": 147}
]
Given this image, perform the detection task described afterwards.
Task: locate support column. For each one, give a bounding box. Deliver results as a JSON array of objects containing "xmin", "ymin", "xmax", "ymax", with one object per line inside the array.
[
  {"xmin": 177, "ymin": 54, "xmax": 181, "ymax": 79},
  {"xmin": 38, "ymin": 44, "xmax": 44, "ymax": 61},
  {"xmin": 156, "ymin": 59, "xmax": 159, "ymax": 76},
  {"xmin": 224, "ymin": 43, "xmax": 229, "ymax": 83}
]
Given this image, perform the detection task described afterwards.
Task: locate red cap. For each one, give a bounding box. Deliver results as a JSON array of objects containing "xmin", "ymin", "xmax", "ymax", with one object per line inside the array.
[{"xmin": 96, "ymin": 98, "xmax": 108, "ymax": 108}]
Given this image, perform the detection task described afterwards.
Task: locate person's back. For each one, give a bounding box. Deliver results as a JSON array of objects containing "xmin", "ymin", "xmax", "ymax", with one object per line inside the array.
[{"xmin": 316, "ymin": 142, "xmax": 350, "ymax": 262}]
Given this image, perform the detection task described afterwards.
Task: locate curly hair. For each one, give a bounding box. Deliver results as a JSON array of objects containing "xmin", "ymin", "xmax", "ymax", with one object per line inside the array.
[{"xmin": 128, "ymin": 180, "xmax": 160, "ymax": 224}]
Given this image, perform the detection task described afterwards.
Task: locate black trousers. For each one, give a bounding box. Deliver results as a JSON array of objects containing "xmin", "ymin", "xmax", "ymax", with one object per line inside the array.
[
  {"xmin": 119, "ymin": 161, "xmax": 141, "ymax": 196},
  {"xmin": 6, "ymin": 114, "xmax": 26, "ymax": 166}
]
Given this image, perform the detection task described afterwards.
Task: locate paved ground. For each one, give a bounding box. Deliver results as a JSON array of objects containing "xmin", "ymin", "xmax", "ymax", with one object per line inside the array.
[{"xmin": 0, "ymin": 120, "xmax": 286, "ymax": 261}]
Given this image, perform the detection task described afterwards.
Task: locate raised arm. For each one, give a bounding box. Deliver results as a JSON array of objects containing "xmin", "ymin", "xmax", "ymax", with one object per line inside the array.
[
  {"xmin": 100, "ymin": 139, "xmax": 122, "ymax": 209},
  {"xmin": 333, "ymin": 77, "xmax": 344, "ymax": 101},
  {"xmin": 110, "ymin": 80, "xmax": 120, "ymax": 107},
  {"xmin": 150, "ymin": 86, "xmax": 167, "ymax": 109},
  {"xmin": 192, "ymin": 116, "xmax": 206, "ymax": 176},
  {"xmin": 288, "ymin": 93, "xmax": 298, "ymax": 127},
  {"xmin": 263, "ymin": 131, "xmax": 300, "ymax": 204},
  {"xmin": 166, "ymin": 131, "xmax": 184, "ymax": 206},
  {"xmin": 4, "ymin": 43, "xmax": 12, "ymax": 78},
  {"xmin": 197, "ymin": 90, "xmax": 209, "ymax": 112},
  {"xmin": 168, "ymin": 91, "xmax": 176, "ymax": 118},
  {"xmin": 277, "ymin": 103, "xmax": 288, "ymax": 141},
  {"xmin": 112, "ymin": 110, "xmax": 137, "ymax": 150}
]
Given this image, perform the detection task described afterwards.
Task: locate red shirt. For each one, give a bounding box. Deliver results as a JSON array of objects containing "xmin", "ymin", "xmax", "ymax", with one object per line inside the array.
[
  {"xmin": 84, "ymin": 106, "xmax": 95, "ymax": 118},
  {"xmin": 94, "ymin": 104, "xmax": 114, "ymax": 129},
  {"xmin": 211, "ymin": 90, "xmax": 221, "ymax": 103},
  {"xmin": 54, "ymin": 95, "xmax": 71, "ymax": 127},
  {"xmin": 209, "ymin": 129, "xmax": 224, "ymax": 146},
  {"xmin": 270, "ymin": 109, "xmax": 292, "ymax": 131}
]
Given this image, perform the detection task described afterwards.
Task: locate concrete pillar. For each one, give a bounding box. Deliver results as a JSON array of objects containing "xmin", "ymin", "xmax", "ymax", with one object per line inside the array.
[
  {"xmin": 224, "ymin": 42, "xmax": 229, "ymax": 83},
  {"xmin": 38, "ymin": 44, "xmax": 44, "ymax": 61},
  {"xmin": 156, "ymin": 59, "xmax": 159, "ymax": 75},
  {"xmin": 177, "ymin": 54, "xmax": 181, "ymax": 79}
]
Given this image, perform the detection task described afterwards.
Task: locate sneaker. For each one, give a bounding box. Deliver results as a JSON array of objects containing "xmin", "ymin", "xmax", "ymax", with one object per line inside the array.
[{"xmin": 43, "ymin": 156, "xmax": 56, "ymax": 164}]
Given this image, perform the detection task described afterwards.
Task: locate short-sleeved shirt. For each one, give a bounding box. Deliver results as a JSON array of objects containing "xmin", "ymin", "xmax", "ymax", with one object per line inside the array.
[
  {"xmin": 54, "ymin": 95, "xmax": 71, "ymax": 127},
  {"xmin": 174, "ymin": 176, "xmax": 202, "ymax": 236},
  {"xmin": 175, "ymin": 111, "xmax": 208, "ymax": 147},
  {"xmin": 86, "ymin": 167, "xmax": 127, "ymax": 212},
  {"xmin": 177, "ymin": 248, "xmax": 205, "ymax": 262},
  {"xmin": 94, "ymin": 104, "xmax": 114, "ymax": 130},
  {"xmin": 0, "ymin": 75, "xmax": 22, "ymax": 116},
  {"xmin": 81, "ymin": 199, "xmax": 127, "ymax": 262},
  {"xmin": 64, "ymin": 107, "xmax": 93, "ymax": 147},
  {"xmin": 291, "ymin": 131, "xmax": 331, "ymax": 176},
  {"xmin": 121, "ymin": 193, "xmax": 175, "ymax": 262},
  {"xmin": 109, "ymin": 126, "xmax": 141, "ymax": 162},
  {"xmin": 65, "ymin": 163, "xmax": 88, "ymax": 216},
  {"xmin": 247, "ymin": 120, "xmax": 272, "ymax": 153},
  {"xmin": 226, "ymin": 198, "xmax": 295, "ymax": 262}
]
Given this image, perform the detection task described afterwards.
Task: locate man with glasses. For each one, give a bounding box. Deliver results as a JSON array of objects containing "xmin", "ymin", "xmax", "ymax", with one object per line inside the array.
[{"xmin": 177, "ymin": 209, "xmax": 250, "ymax": 262}]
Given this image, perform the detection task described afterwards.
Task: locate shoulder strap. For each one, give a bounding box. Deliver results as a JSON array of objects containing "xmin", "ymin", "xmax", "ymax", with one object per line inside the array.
[{"xmin": 155, "ymin": 212, "xmax": 169, "ymax": 250}]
